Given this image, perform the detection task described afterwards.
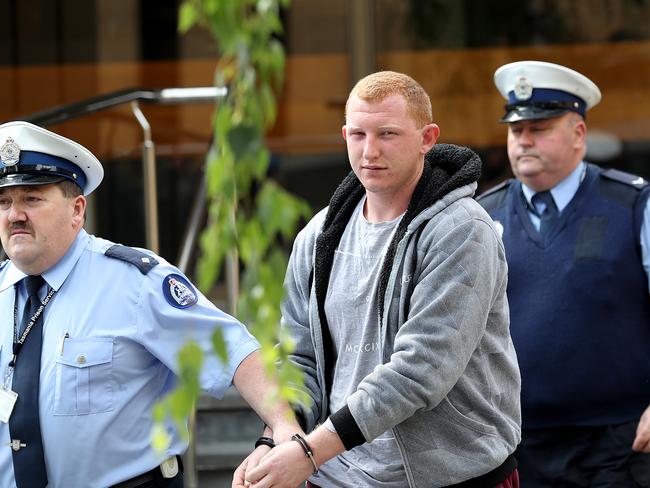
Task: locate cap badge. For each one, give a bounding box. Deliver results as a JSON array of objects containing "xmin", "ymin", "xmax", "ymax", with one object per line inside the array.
[
  {"xmin": 514, "ymin": 76, "xmax": 533, "ymax": 101},
  {"xmin": 0, "ymin": 137, "xmax": 20, "ymax": 166}
]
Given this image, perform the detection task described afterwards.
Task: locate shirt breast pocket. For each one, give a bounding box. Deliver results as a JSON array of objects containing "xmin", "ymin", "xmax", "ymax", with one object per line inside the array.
[{"xmin": 53, "ymin": 337, "xmax": 114, "ymax": 415}]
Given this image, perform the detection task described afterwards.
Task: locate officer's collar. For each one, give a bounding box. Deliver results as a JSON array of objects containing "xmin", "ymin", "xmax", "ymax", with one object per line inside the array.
[
  {"xmin": 520, "ymin": 161, "xmax": 585, "ymax": 213},
  {"xmin": 0, "ymin": 261, "xmax": 26, "ymax": 292}
]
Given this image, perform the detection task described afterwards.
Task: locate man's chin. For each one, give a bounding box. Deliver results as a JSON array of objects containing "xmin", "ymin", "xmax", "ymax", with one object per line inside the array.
[
  {"xmin": 514, "ymin": 163, "xmax": 543, "ymax": 179},
  {"xmin": 4, "ymin": 245, "xmax": 34, "ymax": 262}
]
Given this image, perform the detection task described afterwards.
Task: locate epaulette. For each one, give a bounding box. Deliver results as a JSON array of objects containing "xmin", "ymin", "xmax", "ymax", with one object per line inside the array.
[
  {"xmin": 600, "ymin": 168, "xmax": 648, "ymax": 190},
  {"xmin": 476, "ymin": 178, "xmax": 513, "ymax": 201},
  {"xmin": 104, "ymin": 244, "xmax": 159, "ymax": 275}
]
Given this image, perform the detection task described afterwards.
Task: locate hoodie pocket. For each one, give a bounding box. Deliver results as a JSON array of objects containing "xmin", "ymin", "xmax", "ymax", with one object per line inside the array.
[{"xmin": 439, "ymin": 397, "xmax": 498, "ymax": 437}]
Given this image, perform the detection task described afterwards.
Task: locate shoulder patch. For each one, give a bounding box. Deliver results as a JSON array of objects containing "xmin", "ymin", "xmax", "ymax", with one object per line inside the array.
[
  {"xmin": 600, "ymin": 168, "xmax": 648, "ymax": 189},
  {"xmin": 476, "ymin": 179, "xmax": 513, "ymax": 201},
  {"xmin": 162, "ymin": 273, "xmax": 198, "ymax": 309},
  {"xmin": 104, "ymin": 244, "xmax": 159, "ymax": 275}
]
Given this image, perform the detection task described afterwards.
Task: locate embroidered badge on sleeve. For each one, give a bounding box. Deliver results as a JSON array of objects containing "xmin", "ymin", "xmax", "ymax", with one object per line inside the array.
[{"xmin": 162, "ymin": 273, "xmax": 198, "ymax": 309}]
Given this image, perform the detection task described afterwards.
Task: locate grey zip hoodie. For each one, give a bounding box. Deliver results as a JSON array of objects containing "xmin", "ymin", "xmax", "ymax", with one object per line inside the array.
[{"xmin": 282, "ymin": 144, "xmax": 521, "ymax": 487}]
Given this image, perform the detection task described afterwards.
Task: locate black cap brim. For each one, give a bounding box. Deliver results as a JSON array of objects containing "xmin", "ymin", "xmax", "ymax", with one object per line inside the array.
[
  {"xmin": 0, "ymin": 173, "xmax": 66, "ymax": 189},
  {"xmin": 501, "ymin": 106, "xmax": 570, "ymax": 123}
]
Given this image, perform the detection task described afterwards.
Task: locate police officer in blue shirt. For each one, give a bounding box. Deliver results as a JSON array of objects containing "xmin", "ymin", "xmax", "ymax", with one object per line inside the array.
[
  {"xmin": 478, "ymin": 61, "xmax": 650, "ymax": 486},
  {"xmin": 0, "ymin": 121, "xmax": 302, "ymax": 488}
]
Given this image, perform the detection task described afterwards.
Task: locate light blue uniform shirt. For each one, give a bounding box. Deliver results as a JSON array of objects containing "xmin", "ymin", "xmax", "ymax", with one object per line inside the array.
[
  {"xmin": 521, "ymin": 161, "xmax": 650, "ymax": 291},
  {"xmin": 0, "ymin": 229, "xmax": 259, "ymax": 487}
]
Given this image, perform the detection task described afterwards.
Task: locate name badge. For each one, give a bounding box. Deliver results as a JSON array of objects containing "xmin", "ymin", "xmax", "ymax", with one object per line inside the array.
[{"xmin": 0, "ymin": 387, "xmax": 17, "ymax": 423}]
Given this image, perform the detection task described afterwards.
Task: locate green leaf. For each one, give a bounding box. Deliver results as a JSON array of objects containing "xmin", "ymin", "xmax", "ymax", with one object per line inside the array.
[
  {"xmin": 168, "ymin": 0, "xmax": 311, "ymax": 447},
  {"xmin": 260, "ymin": 82, "xmax": 277, "ymax": 127},
  {"xmin": 151, "ymin": 423, "xmax": 172, "ymax": 454},
  {"xmin": 178, "ymin": 341, "xmax": 204, "ymax": 375},
  {"xmin": 152, "ymin": 403, "xmax": 166, "ymax": 423},
  {"xmin": 178, "ymin": 3, "xmax": 199, "ymax": 33},
  {"xmin": 211, "ymin": 327, "xmax": 229, "ymax": 364},
  {"xmin": 168, "ymin": 387, "xmax": 196, "ymax": 424},
  {"xmin": 214, "ymin": 104, "xmax": 233, "ymax": 142},
  {"xmin": 227, "ymin": 125, "xmax": 260, "ymax": 161}
]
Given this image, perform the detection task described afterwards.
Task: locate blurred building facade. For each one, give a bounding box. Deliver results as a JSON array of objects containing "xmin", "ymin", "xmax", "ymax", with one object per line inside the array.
[
  {"xmin": 1, "ymin": 1, "xmax": 650, "ymax": 485},
  {"xmin": 2, "ymin": 0, "xmax": 649, "ymax": 259}
]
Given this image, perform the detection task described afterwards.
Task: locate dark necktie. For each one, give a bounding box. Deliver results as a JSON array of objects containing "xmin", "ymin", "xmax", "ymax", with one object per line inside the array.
[
  {"xmin": 532, "ymin": 191, "xmax": 559, "ymax": 235},
  {"xmin": 9, "ymin": 275, "xmax": 48, "ymax": 488}
]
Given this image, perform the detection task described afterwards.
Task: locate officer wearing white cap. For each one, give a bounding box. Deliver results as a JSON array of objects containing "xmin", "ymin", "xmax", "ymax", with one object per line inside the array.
[
  {"xmin": 0, "ymin": 121, "xmax": 302, "ymax": 487},
  {"xmin": 0, "ymin": 121, "xmax": 103, "ymax": 195},
  {"xmin": 494, "ymin": 60, "xmax": 601, "ymax": 123},
  {"xmin": 478, "ymin": 61, "xmax": 650, "ymax": 486}
]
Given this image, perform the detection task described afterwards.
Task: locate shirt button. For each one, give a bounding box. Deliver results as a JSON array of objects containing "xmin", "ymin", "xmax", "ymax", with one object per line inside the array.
[{"xmin": 77, "ymin": 355, "xmax": 86, "ymax": 365}]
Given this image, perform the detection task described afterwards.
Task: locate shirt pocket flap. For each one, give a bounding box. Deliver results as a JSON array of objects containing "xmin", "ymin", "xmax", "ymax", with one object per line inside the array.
[{"xmin": 57, "ymin": 337, "xmax": 113, "ymax": 368}]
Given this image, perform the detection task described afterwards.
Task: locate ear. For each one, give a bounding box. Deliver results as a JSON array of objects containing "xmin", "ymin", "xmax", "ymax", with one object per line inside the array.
[
  {"xmin": 342, "ymin": 125, "xmax": 348, "ymax": 141},
  {"xmin": 420, "ymin": 123, "xmax": 440, "ymax": 155},
  {"xmin": 71, "ymin": 195, "xmax": 87, "ymax": 228},
  {"xmin": 573, "ymin": 118, "xmax": 587, "ymax": 148}
]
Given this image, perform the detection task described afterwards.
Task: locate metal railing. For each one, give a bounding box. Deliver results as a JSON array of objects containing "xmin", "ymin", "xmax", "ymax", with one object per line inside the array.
[
  {"xmin": 16, "ymin": 86, "xmax": 225, "ymax": 255},
  {"xmin": 21, "ymin": 87, "xmax": 226, "ymax": 126}
]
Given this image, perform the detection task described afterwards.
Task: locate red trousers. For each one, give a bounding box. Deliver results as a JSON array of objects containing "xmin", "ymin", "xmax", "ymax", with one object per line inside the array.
[
  {"xmin": 497, "ymin": 468, "xmax": 520, "ymax": 488},
  {"xmin": 306, "ymin": 469, "xmax": 519, "ymax": 488}
]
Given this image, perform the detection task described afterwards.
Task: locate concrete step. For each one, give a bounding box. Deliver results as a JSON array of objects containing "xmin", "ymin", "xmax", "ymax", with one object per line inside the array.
[{"xmin": 193, "ymin": 388, "xmax": 262, "ymax": 487}]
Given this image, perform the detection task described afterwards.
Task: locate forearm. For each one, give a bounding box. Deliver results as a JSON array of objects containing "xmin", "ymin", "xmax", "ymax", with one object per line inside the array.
[
  {"xmin": 243, "ymin": 423, "xmax": 347, "ymax": 487},
  {"xmin": 233, "ymin": 350, "xmax": 301, "ymax": 441},
  {"xmin": 305, "ymin": 424, "xmax": 346, "ymax": 468}
]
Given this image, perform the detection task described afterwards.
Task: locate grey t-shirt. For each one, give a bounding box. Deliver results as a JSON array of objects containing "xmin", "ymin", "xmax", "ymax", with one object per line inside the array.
[{"xmin": 312, "ymin": 197, "xmax": 408, "ymax": 488}]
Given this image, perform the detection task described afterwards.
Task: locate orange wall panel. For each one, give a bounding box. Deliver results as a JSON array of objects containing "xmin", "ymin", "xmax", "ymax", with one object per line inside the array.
[{"xmin": 0, "ymin": 41, "xmax": 647, "ymax": 161}]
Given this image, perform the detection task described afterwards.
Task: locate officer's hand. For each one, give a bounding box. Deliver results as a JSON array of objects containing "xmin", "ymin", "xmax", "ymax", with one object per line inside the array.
[
  {"xmin": 232, "ymin": 445, "xmax": 272, "ymax": 487},
  {"xmin": 633, "ymin": 404, "xmax": 650, "ymax": 452}
]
